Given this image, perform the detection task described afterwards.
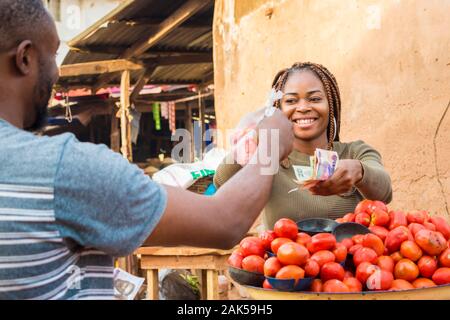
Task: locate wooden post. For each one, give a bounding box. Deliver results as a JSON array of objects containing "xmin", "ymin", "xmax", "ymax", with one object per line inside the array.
[
  {"xmin": 185, "ymin": 102, "xmax": 194, "ymax": 162},
  {"xmin": 146, "ymin": 269, "xmax": 159, "ymax": 300},
  {"xmin": 120, "ymin": 70, "xmax": 132, "ymax": 161},
  {"xmin": 198, "ymin": 89, "xmax": 206, "ymax": 159},
  {"xmin": 110, "ymin": 102, "xmax": 120, "ymax": 153},
  {"xmin": 206, "ymin": 270, "xmax": 219, "ymax": 300}
]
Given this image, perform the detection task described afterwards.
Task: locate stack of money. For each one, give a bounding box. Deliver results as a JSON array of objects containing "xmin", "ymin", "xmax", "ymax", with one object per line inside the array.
[{"xmin": 292, "ymin": 148, "xmax": 339, "ymax": 188}]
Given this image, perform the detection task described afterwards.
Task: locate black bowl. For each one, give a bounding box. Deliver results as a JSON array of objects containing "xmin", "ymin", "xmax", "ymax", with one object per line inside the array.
[
  {"xmin": 297, "ymin": 218, "xmax": 339, "ymax": 236},
  {"xmin": 228, "ymin": 266, "xmax": 265, "ymax": 287},
  {"xmin": 266, "ymin": 276, "xmax": 314, "ymax": 292},
  {"xmin": 332, "ymin": 222, "xmax": 371, "ymax": 242}
]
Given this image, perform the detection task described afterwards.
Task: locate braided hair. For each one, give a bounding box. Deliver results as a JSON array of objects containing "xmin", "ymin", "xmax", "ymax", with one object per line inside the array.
[{"xmin": 271, "ymin": 62, "xmax": 341, "ymax": 150}]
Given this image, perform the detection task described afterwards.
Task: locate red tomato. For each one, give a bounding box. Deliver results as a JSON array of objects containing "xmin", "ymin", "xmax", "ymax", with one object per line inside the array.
[
  {"xmin": 355, "ymin": 213, "xmax": 370, "ymax": 227},
  {"xmin": 352, "ymin": 234, "xmax": 365, "ymax": 245},
  {"xmin": 263, "ymin": 257, "xmax": 282, "ymax": 277},
  {"xmin": 439, "ymin": 248, "xmax": 450, "ymax": 268},
  {"xmin": 370, "ymin": 210, "xmax": 390, "ymax": 227},
  {"xmin": 320, "ymin": 262, "xmax": 345, "ymax": 282},
  {"xmin": 369, "ymin": 226, "xmax": 389, "ymax": 242},
  {"xmin": 430, "ymin": 216, "xmax": 450, "ymax": 240},
  {"xmin": 414, "ymin": 229, "xmax": 447, "ymax": 256},
  {"xmin": 385, "ymin": 226, "xmax": 411, "ymax": 253},
  {"xmin": 394, "ymin": 259, "xmax": 419, "ymax": 282},
  {"xmin": 270, "ymin": 237, "xmax": 293, "ymax": 255},
  {"xmin": 353, "ymin": 247, "xmax": 378, "ymax": 266},
  {"xmin": 388, "ymin": 211, "xmax": 408, "ymax": 230},
  {"xmin": 408, "ymin": 223, "xmax": 426, "ymax": 236},
  {"xmin": 400, "ymin": 241, "xmax": 423, "ymax": 262},
  {"xmin": 355, "ymin": 199, "xmax": 374, "ymax": 215},
  {"xmin": 277, "ymin": 242, "xmax": 310, "ymax": 266},
  {"xmin": 366, "ymin": 269, "xmax": 394, "ymax": 291},
  {"xmin": 432, "ymin": 267, "xmax": 450, "ymax": 285},
  {"xmin": 275, "ymin": 265, "xmax": 305, "ymax": 284},
  {"xmin": 390, "ymin": 251, "xmax": 404, "ymax": 263},
  {"xmin": 259, "ymin": 230, "xmax": 276, "ymax": 251},
  {"xmin": 371, "ymin": 201, "xmax": 388, "ymax": 213},
  {"xmin": 349, "ymin": 244, "xmax": 363, "ymax": 255},
  {"xmin": 377, "ymin": 256, "xmax": 395, "ymax": 273},
  {"xmin": 241, "ymin": 255, "xmax": 265, "ymax": 274},
  {"xmin": 424, "ymin": 222, "xmax": 437, "ymax": 231},
  {"xmin": 310, "ymin": 279, "xmax": 323, "ymax": 292},
  {"xmin": 310, "ymin": 250, "xmax": 335, "ymax": 267},
  {"xmin": 341, "ymin": 238, "xmax": 354, "ymax": 250},
  {"xmin": 322, "ymin": 280, "xmax": 350, "ymax": 293},
  {"xmin": 274, "ymin": 218, "xmax": 298, "ymax": 240},
  {"xmin": 356, "ymin": 262, "xmax": 380, "ymax": 284},
  {"xmin": 262, "ymin": 279, "xmax": 273, "ymax": 289},
  {"xmin": 343, "ymin": 277, "xmax": 362, "ymax": 292},
  {"xmin": 304, "ymin": 259, "xmax": 320, "ymax": 278},
  {"xmin": 390, "ymin": 279, "xmax": 414, "ymax": 291},
  {"xmin": 344, "ymin": 271, "xmax": 354, "ymax": 279},
  {"xmin": 240, "ymin": 237, "xmax": 265, "ymax": 257},
  {"xmin": 407, "ymin": 211, "xmax": 427, "ymax": 225},
  {"xmin": 343, "ymin": 213, "xmax": 356, "ymax": 223},
  {"xmin": 417, "ymin": 256, "xmax": 438, "ymax": 278},
  {"xmin": 335, "ymin": 218, "xmax": 345, "ymax": 223},
  {"xmin": 308, "ymin": 233, "xmax": 337, "ymax": 253},
  {"xmin": 228, "ymin": 253, "xmax": 244, "ymax": 268},
  {"xmin": 295, "ymin": 232, "xmax": 311, "ymax": 246},
  {"xmin": 333, "ymin": 243, "xmax": 348, "ymax": 263},
  {"xmin": 412, "ymin": 278, "xmax": 436, "ymax": 288},
  {"xmin": 362, "ymin": 233, "xmax": 385, "ymax": 256}
]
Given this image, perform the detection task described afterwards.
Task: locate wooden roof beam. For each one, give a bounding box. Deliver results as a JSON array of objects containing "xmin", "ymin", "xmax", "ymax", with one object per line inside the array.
[{"xmin": 59, "ymin": 59, "xmax": 142, "ymax": 78}]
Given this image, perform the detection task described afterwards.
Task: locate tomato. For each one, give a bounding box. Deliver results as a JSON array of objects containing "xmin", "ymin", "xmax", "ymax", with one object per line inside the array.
[
  {"xmin": 353, "ymin": 247, "xmax": 378, "ymax": 266},
  {"xmin": 369, "ymin": 226, "xmax": 389, "ymax": 241},
  {"xmin": 304, "ymin": 259, "xmax": 320, "ymax": 278},
  {"xmin": 343, "ymin": 213, "xmax": 356, "ymax": 223},
  {"xmin": 389, "ymin": 279, "xmax": 414, "ymax": 291},
  {"xmin": 366, "ymin": 269, "xmax": 394, "ymax": 291},
  {"xmin": 408, "ymin": 223, "xmax": 426, "ymax": 236},
  {"xmin": 262, "ymin": 279, "xmax": 273, "ymax": 289},
  {"xmin": 274, "ymin": 218, "xmax": 298, "ymax": 240},
  {"xmin": 352, "ymin": 234, "xmax": 365, "ymax": 245},
  {"xmin": 240, "ymin": 237, "xmax": 265, "ymax": 257},
  {"xmin": 356, "ymin": 262, "xmax": 379, "ymax": 284},
  {"xmin": 308, "ymin": 233, "xmax": 337, "ymax": 253},
  {"xmin": 295, "ymin": 232, "xmax": 311, "ymax": 246},
  {"xmin": 370, "ymin": 210, "xmax": 390, "ymax": 227},
  {"xmin": 377, "ymin": 256, "xmax": 395, "ymax": 273},
  {"xmin": 417, "ymin": 256, "xmax": 438, "ymax": 278},
  {"xmin": 388, "ymin": 211, "xmax": 408, "ymax": 230},
  {"xmin": 355, "ymin": 213, "xmax": 370, "ymax": 227},
  {"xmin": 260, "ymin": 230, "xmax": 276, "ymax": 251},
  {"xmin": 430, "ymin": 216, "xmax": 450, "ymax": 240},
  {"xmin": 310, "ymin": 279, "xmax": 323, "ymax": 292},
  {"xmin": 321, "ymin": 262, "xmax": 345, "ymax": 282},
  {"xmin": 439, "ymin": 248, "xmax": 450, "ymax": 268},
  {"xmin": 355, "ymin": 199, "xmax": 374, "ymax": 215},
  {"xmin": 343, "ymin": 277, "xmax": 363, "ymax": 292},
  {"xmin": 394, "ymin": 259, "xmax": 419, "ymax": 282},
  {"xmin": 385, "ymin": 226, "xmax": 411, "ymax": 253},
  {"xmin": 275, "ymin": 265, "xmax": 305, "ymax": 284},
  {"xmin": 400, "ymin": 241, "xmax": 423, "ymax": 262},
  {"xmin": 322, "ymin": 280, "xmax": 350, "ymax": 293},
  {"xmin": 414, "ymin": 229, "xmax": 447, "ymax": 256},
  {"xmin": 333, "ymin": 244, "xmax": 348, "ymax": 263},
  {"xmin": 424, "ymin": 222, "xmax": 437, "ymax": 231},
  {"xmin": 431, "ymin": 267, "xmax": 450, "ymax": 285},
  {"xmin": 349, "ymin": 244, "xmax": 363, "ymax": 255},
  {"xmin": 390, "ymin": 251, "xmax": 404, "ymax": 263},
  {"xmin": 344, "ymin": 271, "xmax": 354, "ymax": 279},
  {"xmin": 277, "ymin": 242, "xmax": 310, "ymax": 266},
  {"xmin": 241, "ymin": 255, "xmax": 265, "ymax": 274},
  {"xmin": 362, "ymin": 233, "xmax": 385, "ymax": 256},
  {"xmin": 270, "ymin": 237, "xmax": 293, "ymax": 255},
  {"xmin": 310, "ymin": 250, "xmax": 336, "ymax": 267},
  {"xmin": 412, "ymin": 278, "xmax": 436, "ymax": 288},
  {"xmin": 371, "ymin": 201, "xmax": 389, "ymax": 213},
  {"xmin": 263, "ymin": 257, "xmax": 282, "ymax": 277},
  {"xmin": 407, "ymin": 211, "xmax": 427, "ymax": 225},
  {"xmin": 228, "ymin": 253, "xmax": 244, "ymax": 268},
  {"xmin": 341, "ymin": 238, "xmax": 354, "ymax": 250},
  {"xmin": 335, "ymin": 218, "xmax": 345, "ymax": 223}
]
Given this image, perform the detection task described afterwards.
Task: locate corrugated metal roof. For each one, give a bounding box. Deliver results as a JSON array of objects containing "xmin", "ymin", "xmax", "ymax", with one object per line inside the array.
[{"xmin": 59, "ymin": 0, "xmax": 214, "ymax": 89}]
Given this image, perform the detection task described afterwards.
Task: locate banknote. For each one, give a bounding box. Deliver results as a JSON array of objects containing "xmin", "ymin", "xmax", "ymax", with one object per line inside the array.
[{"xmin": 293, "ymin": 148, "xmax": 339, "ymax": 187}]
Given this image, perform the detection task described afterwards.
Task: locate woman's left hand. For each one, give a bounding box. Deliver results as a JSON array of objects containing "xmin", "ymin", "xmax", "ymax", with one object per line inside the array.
[{"xmin": 305, "ymin": 159, "xmax": 364, "ymax": 196}]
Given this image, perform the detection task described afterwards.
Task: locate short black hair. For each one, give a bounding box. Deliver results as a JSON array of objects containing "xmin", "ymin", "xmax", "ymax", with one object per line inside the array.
[{"xmin": 0, "ymin": 0, "xmax": 49, "ymax": 52}]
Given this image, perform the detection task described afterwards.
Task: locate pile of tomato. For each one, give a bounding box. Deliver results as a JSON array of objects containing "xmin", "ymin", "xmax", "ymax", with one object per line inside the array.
[{"xmin": 228, "ymin": 200, "xmax": 450, "ymax": 293}]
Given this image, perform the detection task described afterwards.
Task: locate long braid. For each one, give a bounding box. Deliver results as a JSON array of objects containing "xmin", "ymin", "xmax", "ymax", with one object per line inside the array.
[{"xmin": 271, "ymin": 62, "xmax": 342, "ymax": 151}]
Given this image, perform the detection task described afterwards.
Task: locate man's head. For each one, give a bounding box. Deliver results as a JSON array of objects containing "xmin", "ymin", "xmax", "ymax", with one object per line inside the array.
[{"xmin": 0, "ymin": 0, "xmax": 60, "ymax": 131}]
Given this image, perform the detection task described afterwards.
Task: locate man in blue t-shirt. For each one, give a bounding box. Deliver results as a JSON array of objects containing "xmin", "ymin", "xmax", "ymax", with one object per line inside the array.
[{"xmin": 0, "ymin": 1, "xmax": 293, "ymax": 299}]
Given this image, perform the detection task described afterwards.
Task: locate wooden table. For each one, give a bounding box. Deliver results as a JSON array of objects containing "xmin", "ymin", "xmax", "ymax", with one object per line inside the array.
[{"xmin": 135, "ymin": 247, "xmax": 234, "ymax": 300}]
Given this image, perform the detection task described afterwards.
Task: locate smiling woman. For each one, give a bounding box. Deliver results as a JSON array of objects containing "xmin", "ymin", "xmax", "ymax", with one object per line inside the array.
[{"xmin": 214, "ymin": 62, "xmax": 393, "ymax": 229}]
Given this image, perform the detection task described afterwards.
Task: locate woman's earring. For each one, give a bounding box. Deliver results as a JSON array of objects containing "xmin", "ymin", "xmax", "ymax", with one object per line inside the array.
[{"xmin": 333, "ymin": 117, "xmax": 337, "ymax": 141}]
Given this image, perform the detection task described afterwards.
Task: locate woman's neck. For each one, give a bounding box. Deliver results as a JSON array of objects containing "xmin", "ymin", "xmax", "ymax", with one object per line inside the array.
[{"xmin": 293, "ymin": 135, "xmax": 329, "ymax": 155}]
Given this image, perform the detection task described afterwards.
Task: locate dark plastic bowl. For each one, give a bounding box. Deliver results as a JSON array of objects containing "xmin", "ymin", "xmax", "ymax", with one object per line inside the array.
[
  {"xmin": 266, "ymin": 276, "xmax": 314, "ymax": 292},
  {"xmin": 332, "ymin": 222, "xmax": 371, "ymax": 242},
  {"xmin": 228, "ymin": 266, "xmax": 265, "ymax": 287},
  {"xmin": 297, "ymin": 218, "xmax": 339, "ymax": 236}
]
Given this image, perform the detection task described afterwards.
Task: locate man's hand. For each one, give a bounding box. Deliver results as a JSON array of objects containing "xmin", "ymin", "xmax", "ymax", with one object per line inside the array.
[{"xmin": 306, "ymin": 159, "xmax": 364, "ymax": 196}]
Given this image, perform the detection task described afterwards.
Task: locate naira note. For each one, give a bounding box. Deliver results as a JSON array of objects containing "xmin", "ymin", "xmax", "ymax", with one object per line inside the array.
[{"xmin": 293, "ymin": 149, "xmax": 340, "ymax": 187}]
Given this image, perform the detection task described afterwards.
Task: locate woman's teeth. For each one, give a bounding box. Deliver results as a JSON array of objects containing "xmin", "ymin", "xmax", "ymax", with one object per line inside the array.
[{"xmin": 295, "ymin": 119, "xmax": 316, "ymax": 124}]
